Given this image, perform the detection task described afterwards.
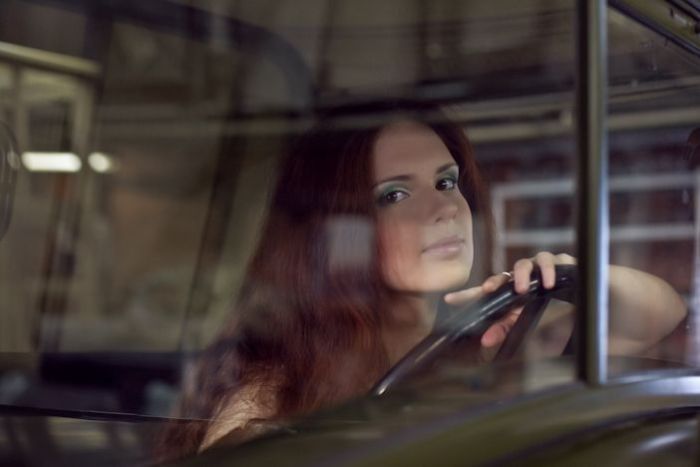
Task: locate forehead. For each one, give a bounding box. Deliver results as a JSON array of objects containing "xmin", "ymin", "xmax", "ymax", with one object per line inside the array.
[{"xmin": 372, "ymin": 120, "xmax": 454, "ymax": 179}]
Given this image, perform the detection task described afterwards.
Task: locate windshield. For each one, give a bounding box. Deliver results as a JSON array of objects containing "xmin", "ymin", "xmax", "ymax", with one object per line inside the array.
[{"xmin": 0, "ymin": 0, "xmax": 698, "ymax": 465}]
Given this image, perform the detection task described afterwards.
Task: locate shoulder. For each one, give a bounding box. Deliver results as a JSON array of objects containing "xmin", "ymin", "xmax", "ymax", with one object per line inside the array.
[{"xmin": 199, "ymin": 383, "xmax": 278, "ymax": 452}]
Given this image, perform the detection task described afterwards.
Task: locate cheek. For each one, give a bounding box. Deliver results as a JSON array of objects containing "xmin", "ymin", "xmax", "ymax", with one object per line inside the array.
[
  {"xmin": 463, "ymin": 200, "xmax": 474, "ymax": 240},
  {"xmin": 376, "ymin": 216, "xmax": 421, "ymax": 287},
  {"xmin": 376, "ymin": 197, "xmax": 475, "ymax": 292}
]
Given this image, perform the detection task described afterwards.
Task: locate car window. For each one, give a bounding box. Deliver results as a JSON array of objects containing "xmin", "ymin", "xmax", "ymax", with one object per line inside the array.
[
  {"xmin": 0, "ymin": 1, "xmax": 697, "ymax": 463},
  {"xmin": 604, "ymin": 7, "xmax": 700, "ymax": 372}
]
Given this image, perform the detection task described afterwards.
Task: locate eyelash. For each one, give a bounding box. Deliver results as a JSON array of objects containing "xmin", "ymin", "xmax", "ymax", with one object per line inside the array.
[
  {"xmin": 377, "ymin": 188, "xmax": 409, "ymax": 206},
  {"xmin": 377, "ymin": 174, "xmax": 459, "ymax": 206},
  {"xmin": 436, "ymin": 175, "xmax": 458, "ymax": 191}
]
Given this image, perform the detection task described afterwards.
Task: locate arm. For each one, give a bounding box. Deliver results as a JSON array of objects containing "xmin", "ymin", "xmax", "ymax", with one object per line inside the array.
[
  {"xmin": 445, "ymin": 253, "xmax": 687, "ymax": 357},
  {"xmin": 607, "ymin": 264, "xmax": 687, "ymax": 354}
]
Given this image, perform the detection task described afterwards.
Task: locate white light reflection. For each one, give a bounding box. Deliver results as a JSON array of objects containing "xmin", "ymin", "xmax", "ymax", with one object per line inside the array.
[
  {"xmin": 88, "ymin": 152, "xmax": 116, "ymax": 173},
  {"xmin": 21, "ymin": 151, "xmax": 82, "ymax": 172},
  {"xmin": 325, "ymin": 215, "xmax": 373, "ymax": 273},
  {"xmin": 6, "ymin": 150, "xmax": 20, "ymax": 170},
  {"xmin": 636, "ymin": 431, "xmax": 688, "ymax": 454}
]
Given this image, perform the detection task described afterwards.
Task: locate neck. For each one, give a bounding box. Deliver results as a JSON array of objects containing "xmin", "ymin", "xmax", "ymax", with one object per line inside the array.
[{"xmin": 382, "ymin": 292, "xmax": 440, "ymax": 365}]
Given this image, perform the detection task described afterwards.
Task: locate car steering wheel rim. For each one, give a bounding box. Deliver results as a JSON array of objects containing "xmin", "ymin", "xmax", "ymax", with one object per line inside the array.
[{"xmin": 371, "ymin": 264, "xmax": 578, "ymax": 396}]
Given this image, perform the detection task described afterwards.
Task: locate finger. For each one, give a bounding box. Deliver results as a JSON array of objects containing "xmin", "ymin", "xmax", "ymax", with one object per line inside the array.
[
  {"xmin": 480, "ymin": 308, "xmax": 522, "ymax": 348},
  {"xmin": 444, "ymin": 286, "xmax": 482, "ymax": 305},
  {"xmin": 534, "ymin": 251, "xmax": 556, "ymax": 289},
  {"xmin": 479, "ymin": 343, "xmax": 499, "ymax": 363},
  {"xmin": 512, "ymin": 258, "xmax": 534, "ymax": 294},
  {"xmin": 556, "ymin": 253, "xmax": 577, "ymax": 265},
  {"xmin": 481, "ymin": 272, "xmax": 511, "ymax": 293}
]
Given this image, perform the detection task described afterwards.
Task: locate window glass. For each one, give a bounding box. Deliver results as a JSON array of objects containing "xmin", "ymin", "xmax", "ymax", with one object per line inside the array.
[
  {"xmin": 0, "ymin": 0, "xmax": 582, "ymax": 411},
  {"xmin": 0, "ymin": 0, "xmax": 696, "ymax": 464},
  {"xmin": 0, "ymin": 63, "xmax": 12, "ymax": 123},
  {"xmin": 606, "ymin": 7, "xmax": 700, "ymax": 372}
]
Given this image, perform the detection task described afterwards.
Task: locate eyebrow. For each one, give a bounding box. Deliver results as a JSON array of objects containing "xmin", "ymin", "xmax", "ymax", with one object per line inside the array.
[{"xmin": 374, "ymin": 162, "xmax": 457, "ymax": 188}]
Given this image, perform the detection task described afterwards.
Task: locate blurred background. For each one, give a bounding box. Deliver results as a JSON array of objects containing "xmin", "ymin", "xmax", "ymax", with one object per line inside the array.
[{"xmin": 0, "ymin": 0, "xmax": 697, "ymax": 399}]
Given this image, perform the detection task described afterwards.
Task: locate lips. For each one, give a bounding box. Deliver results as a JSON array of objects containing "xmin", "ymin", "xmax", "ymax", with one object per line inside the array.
[{"xmin": 423, "ymin": 236, "xmax": 465, "ymax": 256}]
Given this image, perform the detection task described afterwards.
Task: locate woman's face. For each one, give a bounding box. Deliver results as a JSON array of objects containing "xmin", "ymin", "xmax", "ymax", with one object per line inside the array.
[{"xmin": 372, "ymin": 121, "xmax": 474, "ymax": 293}]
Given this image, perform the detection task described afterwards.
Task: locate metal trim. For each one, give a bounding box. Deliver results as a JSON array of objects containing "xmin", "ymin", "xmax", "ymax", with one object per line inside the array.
[
  {"xmin": 575, "ymin": 0, "xmax": 610, "ymax": 386},
  {"xmin": 610, "ymin": 0, "xmax": 700, "ymax": 58},
  {"xmin": 0, "ymin": 41, "xmax": 99, "ymax": 78}
]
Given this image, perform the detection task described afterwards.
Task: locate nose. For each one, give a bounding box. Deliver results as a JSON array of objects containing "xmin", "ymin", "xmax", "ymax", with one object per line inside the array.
[{"xmin": 429, "ymin": 191, "xmax": 459, "ymax": 224}]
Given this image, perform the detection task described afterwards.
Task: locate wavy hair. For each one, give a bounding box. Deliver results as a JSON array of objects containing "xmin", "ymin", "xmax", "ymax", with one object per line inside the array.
[{"xmin": 154, "ymin": 103, "xmax": 492, "ymax": 462}]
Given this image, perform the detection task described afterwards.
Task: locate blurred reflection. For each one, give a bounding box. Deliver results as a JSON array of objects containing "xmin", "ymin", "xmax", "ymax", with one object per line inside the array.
[
  {"xmin": 605, "ymin": 9, "xmax": 700, "ymax": 369},
  {"xmin": 155, "ymin": 105, "xmax": 685, "ymax": 463},
  {"xmin": 0, "ymin": 122, "xmax": 18, "ymax": 241},
  {"xmin": 154, "ymin": 107, "xmax": 493, "ymax": 462},
  {"xmin": 325, "ymin": 215, "xmax": 374, "ymax": 273},
  {"xmin": 0, "ymin": 2, "xmax": 695, "ymax": 465}
]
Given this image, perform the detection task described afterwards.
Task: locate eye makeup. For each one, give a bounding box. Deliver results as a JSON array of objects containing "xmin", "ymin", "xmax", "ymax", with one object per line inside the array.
[
  {"xmin": 435, "ymin": 166, "xmax": 459, "ymax": 190},
  {"xmin": 375, "ymin": 184, "xmax": 410, "ymax": 206},
  {"xmin": 373, "ymin": 163, "xmax": 459, "ymax": 206}
]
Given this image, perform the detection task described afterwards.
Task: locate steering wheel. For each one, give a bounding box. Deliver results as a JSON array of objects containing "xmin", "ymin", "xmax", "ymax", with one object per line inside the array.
[{"xmin": 371, "ymin": 264, "xmax": 578, "ymax": 396}]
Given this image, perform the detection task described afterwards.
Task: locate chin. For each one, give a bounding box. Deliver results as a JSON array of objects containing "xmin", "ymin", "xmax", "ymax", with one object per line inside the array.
[
  {"xmin": 384, "ymin": 260, "xmax": 473, "ymax": 293},
  {"xmin": 422, "ymin": 265, "xmax": 472, "ymax": 292}
]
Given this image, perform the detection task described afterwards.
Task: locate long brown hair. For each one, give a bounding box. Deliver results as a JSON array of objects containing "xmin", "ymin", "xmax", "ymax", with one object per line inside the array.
[{"xmin": 154, "ymin": 103, "xmax": 492, "ymax": 462}]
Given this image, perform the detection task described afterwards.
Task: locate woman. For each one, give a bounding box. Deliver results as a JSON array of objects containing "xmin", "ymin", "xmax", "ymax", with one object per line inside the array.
[{"xmin": 155, "ymin": 105, "xmax": 686, "ymax": 462}]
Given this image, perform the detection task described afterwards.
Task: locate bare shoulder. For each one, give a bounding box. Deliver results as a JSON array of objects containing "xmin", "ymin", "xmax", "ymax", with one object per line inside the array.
[{"xmin": 199, "ymin": 383, "xmax": 278, "ymax": 452}]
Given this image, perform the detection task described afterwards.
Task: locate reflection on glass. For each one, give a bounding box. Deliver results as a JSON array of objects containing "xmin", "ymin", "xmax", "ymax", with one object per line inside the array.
[
  {"xmin": 607, "ymin": 8, "xmax": 700, "ymax": 371},
  {"xmin": 0, "ymin": 3, "xmax": 696, "ymax": 466},
  {"xmin": 0, "ymin": 63, "xmax": 12, "ymax": 98}
]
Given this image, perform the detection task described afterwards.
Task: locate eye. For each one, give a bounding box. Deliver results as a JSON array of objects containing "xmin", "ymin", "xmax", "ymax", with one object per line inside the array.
[
  {"xmin": 377, "ymin": 188, "xmax": 409, "ymax": 206},
  {"xmin": 436, "ymin": 176, "xmax": 457, "ymax": 191}
]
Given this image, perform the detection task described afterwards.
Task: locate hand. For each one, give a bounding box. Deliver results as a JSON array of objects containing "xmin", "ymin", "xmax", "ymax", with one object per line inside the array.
[{"xmin": 444, "ymin": 252, "xmax": 576, "ymax": 361}]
